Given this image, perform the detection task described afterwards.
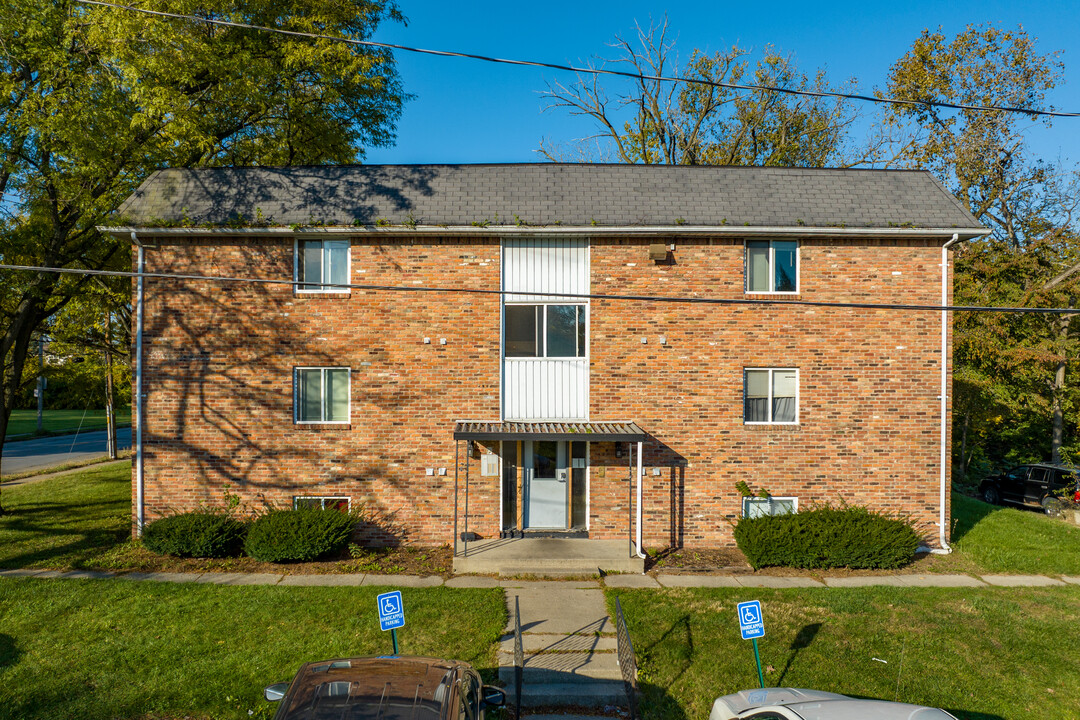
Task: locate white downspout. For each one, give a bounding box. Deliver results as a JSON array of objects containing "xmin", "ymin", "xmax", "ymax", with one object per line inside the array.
[
  {"xmin": 134, "ymin": 234, "xmax": 145, "ymax": 536},
  {"xmin": 933, "ymin": 233, "xmax": 961, "ymax": 554},
  {"xmin": 635, "ymin": 441, "xmax": 645, "ymax": 559}
]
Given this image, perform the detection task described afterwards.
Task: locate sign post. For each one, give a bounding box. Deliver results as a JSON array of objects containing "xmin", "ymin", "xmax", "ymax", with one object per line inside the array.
[
  {"xmin": 736, "ymin": 600, "xmax": 766, "ymax": 689},
  {"xmin": 377, "ymin": 590, "xmax": 405, "ymax": 655}
]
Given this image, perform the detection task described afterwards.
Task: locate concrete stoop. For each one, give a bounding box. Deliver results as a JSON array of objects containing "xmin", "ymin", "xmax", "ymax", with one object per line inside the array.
[{"xmin": 454, "ymin": 538, "xmax": 645, "ymax": 576}]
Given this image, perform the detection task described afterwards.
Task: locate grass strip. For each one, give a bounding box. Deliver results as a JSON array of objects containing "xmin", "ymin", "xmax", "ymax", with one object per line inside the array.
[
  {"xmin": 6, "ymin": 408, "xmax": 131, "ymax": 438},
  {"xmin": 951, "ymin": 492, "xmax": 1080, "ymax": 575},
  {"xmin": 0, "ymin": 578, "xmax": 506, "ymax": 720},
  {"xmin": 608, "ymin": 585, "xmax": 1080, "ymax": 720}
]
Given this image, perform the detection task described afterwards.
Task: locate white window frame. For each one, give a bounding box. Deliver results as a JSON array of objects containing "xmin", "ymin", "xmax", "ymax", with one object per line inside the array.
[
  {"xmin": 293, "ymin": 367, "xmax": 351, "ymax": 424},
  {"xmin": 743, "ymin": 367, "xmax": 799, "ymax": 425},
  {"xmin": 744, "ymin": 239, "xmax": 800, "ymax": 294},
  {"xmin": 294, "ymin": 496, "xmax": 351, "ymax": 511},
  {"xmin": 502, "ymin": 303, "xmax": 588, "ymax": 359},
  {"xmin": 742, "ymin": 496, "xmax": 798, "ymax": 518},
  {"xmin": 294, "ymin": 238, "xmax": 351, "ymax": 294}
]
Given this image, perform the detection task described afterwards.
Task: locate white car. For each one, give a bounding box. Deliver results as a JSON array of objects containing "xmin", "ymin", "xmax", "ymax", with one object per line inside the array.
[{"xmin": 709, "ymin": 688, "xmax": 959, "ymax": 720}]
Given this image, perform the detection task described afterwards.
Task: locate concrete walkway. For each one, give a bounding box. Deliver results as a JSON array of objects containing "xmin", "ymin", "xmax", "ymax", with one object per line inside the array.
[{"xmin": 2, "ymin": 567, "xmax": 1077, "ymax": 588}]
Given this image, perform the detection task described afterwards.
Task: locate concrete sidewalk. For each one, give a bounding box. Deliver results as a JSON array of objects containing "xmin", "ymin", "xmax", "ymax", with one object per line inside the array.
[{"xmin": 2, "ymin": 567, "xmax": 1078, "ymax": 588}]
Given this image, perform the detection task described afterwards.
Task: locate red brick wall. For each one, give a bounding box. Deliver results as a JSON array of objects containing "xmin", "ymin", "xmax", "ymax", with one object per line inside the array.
[{"xmin": 134, "ymin": 234, "xmax": 952, "ymax": 548}]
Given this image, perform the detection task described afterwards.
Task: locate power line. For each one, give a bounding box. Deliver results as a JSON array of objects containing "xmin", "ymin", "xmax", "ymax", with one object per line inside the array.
[
  {"xmin": 1, "ymin": 262, "xmax": 1075, "ymax": 315},
  {"xmin": 74, "ymin": 0, "xmax": 1080, "ymax": 120}
]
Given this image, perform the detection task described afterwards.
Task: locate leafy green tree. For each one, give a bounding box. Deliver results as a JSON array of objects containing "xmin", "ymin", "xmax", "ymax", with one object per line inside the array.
[
  {"xmin": 539, "ymin": 18, "xmax": 884, "ymax": 167},
  {"xmin": 0, "ymin": 0, "xmax": 406, "ymax": 506},
  {"xmin": 883, "ymin": 24, "xmax": 1080, "ymax": 473}
]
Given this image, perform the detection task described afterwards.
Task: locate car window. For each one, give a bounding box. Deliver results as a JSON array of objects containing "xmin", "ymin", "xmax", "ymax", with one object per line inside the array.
[
  {"xmin": 1005, "ymin": 467, "xmax": 1029, "ymax": 482},
  {"xmin": 1030, "ymin": 467, "xmax": 1050, "ymax": 484},
  {"xmin": 742, "ymin": 713, "xmax": 789, "ymax": 719},
  {"xmin": 1054, "ymin": 470, "xmax": 1078, "ymax": 487},
  {"xmin": 456, "ymin": 674, "xmax": 480, "ymax": 720}
]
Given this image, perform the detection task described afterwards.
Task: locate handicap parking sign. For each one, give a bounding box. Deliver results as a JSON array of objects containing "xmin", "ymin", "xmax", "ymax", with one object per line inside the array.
[
  {"xmin": 737, "ymin": 600, "xmax": 764, "ymax": 640},
  {"xmin": 377, "ymin": 591, "xmax": 405, "ymax": 631}
]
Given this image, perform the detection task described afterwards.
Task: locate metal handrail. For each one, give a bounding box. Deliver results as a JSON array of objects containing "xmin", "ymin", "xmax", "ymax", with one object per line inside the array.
[
  {"xmin": 514, "ymin": 595, "xmax": 523, "ymax": 718},
  {"xmin": 614, "ymin": 596, "xmax": 639, "ymax": 720}
]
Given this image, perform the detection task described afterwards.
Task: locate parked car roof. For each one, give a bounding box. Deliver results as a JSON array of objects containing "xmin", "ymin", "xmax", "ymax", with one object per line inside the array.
[
  {"xmin": 271, "ymin": 656, "xmax": 464, "ymax": 720},
  {"xmin": 709, "ymin": 687, "xmax": 958, "ymax": 720}
]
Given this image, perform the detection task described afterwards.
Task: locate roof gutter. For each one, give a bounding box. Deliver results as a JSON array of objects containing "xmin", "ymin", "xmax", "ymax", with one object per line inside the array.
[{"xmin": 100, "ymin": 225, "xmax": 991, "ymax": 240}]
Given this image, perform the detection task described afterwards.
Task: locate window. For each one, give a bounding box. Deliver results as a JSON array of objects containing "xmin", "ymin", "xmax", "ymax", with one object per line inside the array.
[
  {"xmin": 295, "ymin": 239, "xmax": 350, "ymax": 292},
  {"xmin": 744, "ymin": 368, "xmax": 798, "ymax": 424},
  {"xmin": 504, "ymin": 304, "xmax": 586, "ymax": 358},
  {"xmin": 746, "ymin": 240, "xmax": 798, "ymax": 293},
  {"xmin": 743, "ymin": 496, "xmax": 798, "ymax": 518},
  {"xmin": 294, "ymin": 367, "xmax": 350, "ymax": 423},
  {"xmin": 294, "ymin": 496, "xmax": 350, "ymax": 511}
]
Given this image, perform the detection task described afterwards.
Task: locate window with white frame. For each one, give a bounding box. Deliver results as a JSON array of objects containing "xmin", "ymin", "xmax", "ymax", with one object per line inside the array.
[
  {"xmin": 742, "ymin": 496, "xmax": 798, "ymax": 518},
  {"xmin": 504, "ymin": 304, "xmax": 587, "ymax": 358},
  {"xmin": 744, "ymin": 368, "xmax": 798, "ymax": 424},
  {"xmin": 294, "ymin": 367, "xmax": 350, "ymax": 423},
  {"xmin": 294, "ymin": 496, "xmax": 350, "ymax": 511},
  {"xmin": 745, "ymin": 240, "xmax": 798, "ymax": 293},
  {"xmin": 295, "ymin": 238, "xmax": 350, "ymax": 292}
]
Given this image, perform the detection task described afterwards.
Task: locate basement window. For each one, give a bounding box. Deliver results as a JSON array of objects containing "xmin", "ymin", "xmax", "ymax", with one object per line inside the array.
[
  {"xmin": 742, "ymin": 496, "xmax": 798, "ymax": 518},
  {"xmin": 294, "ymin": 497, "xmax": 350, "ymax": 511}
]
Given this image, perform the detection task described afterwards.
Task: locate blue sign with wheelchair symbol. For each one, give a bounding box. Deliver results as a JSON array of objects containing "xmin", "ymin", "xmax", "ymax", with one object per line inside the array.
[
  {"xmin": 377, "ymin": 591, "xmax": 405, "ymax": 631},
  {"xmin": 737, "ymin": 600, "xmax": 765, "ymax": 640}
]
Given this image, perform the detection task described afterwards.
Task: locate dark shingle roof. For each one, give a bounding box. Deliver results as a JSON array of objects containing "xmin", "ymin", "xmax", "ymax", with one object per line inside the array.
[{"xmin": 115, "ymin": 163, "xmax": 982, "ymax": 230}]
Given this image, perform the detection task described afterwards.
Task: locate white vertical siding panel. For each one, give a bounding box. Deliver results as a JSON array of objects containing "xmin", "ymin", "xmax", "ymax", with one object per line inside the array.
[
  {"xmin": 504, "ymin": 239, "xmax": 588, "ymax": 302},
  {"xmin": 504, "ymin": 359, "xmax": 588, "ymax": 420}
]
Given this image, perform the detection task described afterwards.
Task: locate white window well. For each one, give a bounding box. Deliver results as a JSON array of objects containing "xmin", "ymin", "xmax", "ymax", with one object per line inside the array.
[
  {"xmin": 295, "ymin": 238, "xmax": 350, "ymax": 293},
  {"xmin": 745, "ymin": 240, "xmax": 798, "ymax": 293},
  {"xmin": 742, "ymin": 496, "xmax": 798, "ymax": 518},
  {"xmin": 744, "ymin": 368, "xmax": 798, "ymax": 424},
  {"xmin": 294, "ymin": 497, "xmax": 351, "ymax": 511},
  {"xmin": 294, "ymin": 367, "xmax": 350, "ymax": 423}
]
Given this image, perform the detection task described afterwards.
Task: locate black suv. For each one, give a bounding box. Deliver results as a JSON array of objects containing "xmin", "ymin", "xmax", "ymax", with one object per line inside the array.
[
  {"xmin": 264, "ymin": 656, "xmax": 505, "ymax": 720},
  {"xmin": 979, "ymin": 463, "xmax": 1079, "ymax": 514}
]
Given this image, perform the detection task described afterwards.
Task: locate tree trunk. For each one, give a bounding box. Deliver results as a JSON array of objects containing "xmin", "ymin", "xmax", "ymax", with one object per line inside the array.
[
  {"xmin": 959, "ymin": 406, "xmax": 971, "ymax": 480},
  {"xmin": 105, "ymin": 313, "xmax": 117, "ymax": 460},
  {"xmin": 1051, "ymin": 313, "xmax": 1070, "ymax": 464},
  {"xmin": 0, "ymin": 295, "xmax": 49, "ymax": 513}
]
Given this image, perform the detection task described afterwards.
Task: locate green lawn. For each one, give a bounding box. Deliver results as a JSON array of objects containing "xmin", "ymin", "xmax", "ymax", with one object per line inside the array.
[
  {"xmin": 611, "ymin": 585, "xmax": 1080, "ymax": 720},
  {"xmin": 0, "ymin": 578, "xmax": 506, "ymax": 720},
  {"xmin": 0, "ymin": 462, "xmax": 130, "ymax": 569},
  {"xmin": 951, "ymin": 492, "xmax": 1080, "ymax": 575},
  {"xmin": 5, "ymin": 407, "xmax": 131, "ymax": 438}
]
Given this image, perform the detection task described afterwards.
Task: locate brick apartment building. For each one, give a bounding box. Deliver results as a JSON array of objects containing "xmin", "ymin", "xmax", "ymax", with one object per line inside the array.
[{"xmin": 107, "ymin": 164, "xmax": 986, "ymax": 559}]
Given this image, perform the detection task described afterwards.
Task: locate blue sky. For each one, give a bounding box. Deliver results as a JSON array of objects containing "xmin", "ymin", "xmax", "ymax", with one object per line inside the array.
[{"xmin": 364, "ymin": 1, "xmax": 1080, "ymax": 167}]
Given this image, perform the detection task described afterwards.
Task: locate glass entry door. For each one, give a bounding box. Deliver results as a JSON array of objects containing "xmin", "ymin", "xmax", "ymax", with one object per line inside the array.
[{"xmin": 523, "ymin": 440, "xmax": 568, "ymax": 529}]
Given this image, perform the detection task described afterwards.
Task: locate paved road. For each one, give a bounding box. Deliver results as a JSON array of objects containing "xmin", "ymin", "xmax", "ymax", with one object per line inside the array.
[{"xmin": 1, "ymin": 427, "xmax": 133, "ymax": 475}]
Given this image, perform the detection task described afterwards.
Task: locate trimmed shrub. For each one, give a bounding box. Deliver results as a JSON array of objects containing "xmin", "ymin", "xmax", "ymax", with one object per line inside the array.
[
  {"xmin": 244, "ymin": 507, "xmax": 357, "ymax": 562},
  {"xmin": 142, "ymin": 511, "xmax": 246, "ymax": 558},
  {"xmin": 733, "ymin": 504, "xmax": 920, "ymax": 570}
]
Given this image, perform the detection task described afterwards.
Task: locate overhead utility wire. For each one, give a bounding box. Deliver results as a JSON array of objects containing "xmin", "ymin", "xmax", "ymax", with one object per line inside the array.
[
  {"xmin": 74, "ymin": 0, "xmax": 1080, "ymax": 120},
  {"xmin": 1, "ymin": 263, "xmax": 1074, "ymax": 315}
]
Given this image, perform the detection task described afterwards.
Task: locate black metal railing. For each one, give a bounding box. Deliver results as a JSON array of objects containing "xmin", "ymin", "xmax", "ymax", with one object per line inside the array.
[
  {"xmin": 514, "ymin": 595, "xmax": 523, "ymax": 718},
  {"xmin": 615, "ymin": 596, "xmax": 639, "ymax": 720}
]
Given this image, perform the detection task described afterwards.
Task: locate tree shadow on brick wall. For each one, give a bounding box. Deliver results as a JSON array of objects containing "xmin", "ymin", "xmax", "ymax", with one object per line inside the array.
[{"xmin": 142, "ymin": 244, "xmax": 422, "ymax": 506}]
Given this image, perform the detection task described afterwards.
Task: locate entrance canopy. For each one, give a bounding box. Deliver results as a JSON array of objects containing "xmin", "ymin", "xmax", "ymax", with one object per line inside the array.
[{"xmin": 453, "ymin": 421, "xmax": 646, "ymax": 443}]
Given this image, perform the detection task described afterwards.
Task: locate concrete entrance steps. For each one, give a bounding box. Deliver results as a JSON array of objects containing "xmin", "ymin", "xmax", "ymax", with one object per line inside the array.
[
  {"xmin": 499, "ymin": 581, "xmax": 629, "ymax": 712},
  {"xmin": 453, "ymin": 538, "xmax": 644, "ymax": 576}
]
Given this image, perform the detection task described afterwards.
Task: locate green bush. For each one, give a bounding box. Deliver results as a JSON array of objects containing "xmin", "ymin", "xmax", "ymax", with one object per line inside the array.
[
  {"xmin": 733, "ymin": 504, "xmax": 920, "ymax": 570},
  {"xmin": 142, "ymin": 511, "xmax": 246, "ymax": 558},
  {"xmin": 244, "ymin": 507, "xmax": 357, "ymax": 562}
]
